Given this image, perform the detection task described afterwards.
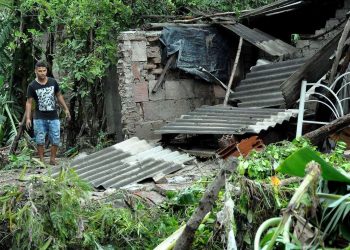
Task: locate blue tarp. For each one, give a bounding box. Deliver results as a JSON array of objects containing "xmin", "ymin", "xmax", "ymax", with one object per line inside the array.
[{"xmin": 160, "ymin": 26, "xmax": 233, "ymax": 83}]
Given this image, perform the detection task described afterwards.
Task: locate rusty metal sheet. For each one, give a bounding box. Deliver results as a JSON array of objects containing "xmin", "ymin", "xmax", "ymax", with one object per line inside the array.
[{"xmin": 217, "ymin": 136, "xmax": 265, "ymax": 159}]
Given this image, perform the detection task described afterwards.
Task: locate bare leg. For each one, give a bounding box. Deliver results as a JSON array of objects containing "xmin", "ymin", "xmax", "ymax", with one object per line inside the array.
[
  {"xmin": 37, "ymin": 145, "xmax": 45, "ymax": 163},
  {"xmin": 50, "ymin": 145, "xmax": 58, "ymax": 165}
]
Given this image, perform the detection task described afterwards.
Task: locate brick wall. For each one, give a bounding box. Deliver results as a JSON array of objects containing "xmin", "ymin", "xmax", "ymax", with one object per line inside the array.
[{"xmin": 117, "ymin": 31, "xmax": 225, "ymax": 139}]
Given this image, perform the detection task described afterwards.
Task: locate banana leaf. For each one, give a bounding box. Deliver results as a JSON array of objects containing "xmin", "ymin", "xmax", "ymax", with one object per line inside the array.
[{"xmin": 276, "ymin": 146, "xmax": 350, "ymax": 184}]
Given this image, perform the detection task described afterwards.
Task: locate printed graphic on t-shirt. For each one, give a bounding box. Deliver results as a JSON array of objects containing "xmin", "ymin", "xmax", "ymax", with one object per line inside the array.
[{"xmin": 35, "ymin": 86, "xmax": 55, "ymax": 111}]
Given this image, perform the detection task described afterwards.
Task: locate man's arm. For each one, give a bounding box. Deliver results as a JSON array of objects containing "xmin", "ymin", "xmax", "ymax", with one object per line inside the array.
[
  {"xmin": 56, "ymin": 92, "xmax": 71, "ymax": 121},
  {"xmin": 25, "ymin": 98, "xmax": 33, "ymax": 129}
]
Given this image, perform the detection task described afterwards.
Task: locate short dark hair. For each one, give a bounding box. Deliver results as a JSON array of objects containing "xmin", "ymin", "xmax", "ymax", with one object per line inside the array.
[{"xmin": 35, "ymin": 61, "xmax": 48, "ymax": 68}]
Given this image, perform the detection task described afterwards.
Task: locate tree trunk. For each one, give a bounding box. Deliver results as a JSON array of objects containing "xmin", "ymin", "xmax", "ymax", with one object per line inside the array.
[
  {"xmin": 173, "ymin": 159, "xmax": 238, "ymax": 250},
  {"xmin": 304, "ymin": 113, "xmax": 350, "ymax": 145}
]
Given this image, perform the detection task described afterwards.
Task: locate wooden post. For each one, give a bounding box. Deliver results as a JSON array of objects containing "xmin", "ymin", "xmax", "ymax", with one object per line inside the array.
[
  {"xmin": 329, "ymin": 17, "xmax": 350, "ymax": 84},
  {"xmin": 304, "ymin": 113, "xmax": 350, "ymax": 145},
  {"xmin": 152, "ymin": 54, "xmax": 177, "ymax": 93},
  {"xmin": 224, "ymin": 37, "xmax": 243, "ymax": 106}
]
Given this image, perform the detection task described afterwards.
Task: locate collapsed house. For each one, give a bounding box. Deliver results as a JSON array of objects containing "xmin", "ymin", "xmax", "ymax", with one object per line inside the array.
[
  {"xmin": 113, "ymin": 0, "xmax": 350, "ymax": 151},
  {"xmin": 74, "ymin": 0, "xmax": 350, "ymax": 188}
]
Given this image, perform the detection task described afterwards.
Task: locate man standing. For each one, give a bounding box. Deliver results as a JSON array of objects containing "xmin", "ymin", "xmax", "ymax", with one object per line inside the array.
[{"xmin": 25, "ymin": 61, "xmax": 71, "ymax": 165}]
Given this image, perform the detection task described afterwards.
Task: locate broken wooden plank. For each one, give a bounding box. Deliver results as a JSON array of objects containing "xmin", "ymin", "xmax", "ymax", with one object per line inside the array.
[
  {"xmin": 173, "ymin": 159, "xmax": 238, "ymax": 250},
  {"xmin": 329, "ymin": 17, "xmax": 350, "ymax": 84},
  {"xmin": 151, "ymin": 54, "xmax": 177, "ymax": 93},
  {"xmin": 224, "ymin": 37, "xmax": 243, "ymax": 105},
  {"xmin": 280, "ymin": 30, "xmax": 342, "ymax": 108},
  {"xmin": 240, "ymin": 0, "xmax": 298, "ymax": 19}
]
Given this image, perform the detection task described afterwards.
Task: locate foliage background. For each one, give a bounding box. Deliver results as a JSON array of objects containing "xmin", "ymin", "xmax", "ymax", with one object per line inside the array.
[{"xmin": 0, "ymin": 0, "xmax": 275, "ymax": 148}]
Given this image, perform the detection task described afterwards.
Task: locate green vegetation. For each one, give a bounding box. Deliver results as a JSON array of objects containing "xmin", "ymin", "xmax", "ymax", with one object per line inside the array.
[{"xmin": 0, "ymin": 169, "xmax": 222, "ymax": 249}]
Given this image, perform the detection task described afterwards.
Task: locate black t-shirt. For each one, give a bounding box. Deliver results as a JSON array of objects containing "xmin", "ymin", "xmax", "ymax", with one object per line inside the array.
[{"xmin": 27, "ymin": 77, "xmax": 60, "ymax": 120}]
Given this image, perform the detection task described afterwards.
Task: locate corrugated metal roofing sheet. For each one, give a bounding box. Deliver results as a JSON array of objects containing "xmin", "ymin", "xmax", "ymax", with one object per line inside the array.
[
  {"xmin": 230, "ymin": 57, "xmax": 306, "ymax": 108},
  {"xmin": 240, "ymin": 0, "xmax": 304, "ymax": 19},
  {"xmin": 53, "ymin": 137, "xmax": 195, "ymax": 189},
  {"xmin": 156, "ymin": 105, "xmax": 298, "ymax": 135},
  {"xmin": 221, "ymin": 23, "xmax": 297, "ymax": 57}
]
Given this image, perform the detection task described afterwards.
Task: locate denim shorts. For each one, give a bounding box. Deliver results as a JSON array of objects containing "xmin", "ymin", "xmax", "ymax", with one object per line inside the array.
[{"xmin": 33, "ymin": 119, "xmax": 60, "ymax": 146}]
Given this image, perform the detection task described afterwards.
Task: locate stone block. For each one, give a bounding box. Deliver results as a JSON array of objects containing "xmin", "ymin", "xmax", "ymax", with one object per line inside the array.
[
  {"xmin": 131, "ymin": 41, "xmax": 147, "ymax": 62},
  {"xmin": 133, "ymin": 82, "xmax": 149, "ymax": 102},
  {"xmin": 143, "ymin": 99, "xmax": 194, "ymax": 121},
  {"xmin": 134, "ymin": 120, "xmax": 165, "ymax": 140},
  {"xmin": 151, "ymin": 68, "xmax": 163, "ymax": 75},
  {"xmin": 149, "ymin": 80, "xmax": 165, "ymax": 101},
  {"xmin": 165, "ymin": 80, "xmax": 195, "ymax": 99},
  {"xmin": 213, "ymin": 84, "xmax": 226, "ymax": 98}
]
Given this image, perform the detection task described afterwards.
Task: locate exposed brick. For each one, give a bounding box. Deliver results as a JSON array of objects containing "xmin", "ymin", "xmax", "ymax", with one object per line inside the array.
[
  {"xmin": 143, "ymin": 64, "xmax": 157, "ymax": 70},
  {"xmin": 151, "ymin": 68, "xmax": 163, "ymax": 75},
  {"xmin": 134, "ymin": 120, "xmax": 164, "ymax": 139},
  {"xmin": 147, "ymin": 36, "xmax": 159, "ymax": 42},
  {"xmin": 165, "ymin": 80, "xmax": 195, "ymax": 99},
  {"xmin": 296, "ymin": 40, "xmax": 310, "ymax": 49},
  {"xmin": 131, "ymin": 63, "xmax": 141, "ymax": 81},
  {"xmin": 213, "ymin": 84, "xmax": 226, "ymax": 98},
  {"xmin": 143, "ymin": 99, "xmax": 194, "ymax": 121},
  {"xmin": 133, "ymin": 82, "xmax": 149, "ymax": 102},
  {"xmin": 147, "ymin": 46, "xmax": 161, "ymax": 58}
]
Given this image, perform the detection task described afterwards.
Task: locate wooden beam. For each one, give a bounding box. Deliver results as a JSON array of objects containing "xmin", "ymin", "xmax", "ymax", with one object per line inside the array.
[
  {"xmin": 151, "ymin": 54, "xmax": 177, "ymax": 93},
  {"xmin": 304, "ymin": 113, "xmax": 350, "ymax": 145},
  {"xmin": 280, "ymin": 30, "xmax": 342, "ymax": 108},
  {"xmin": 240, "ymin": 0, "xmax": 297, "ymax": 19},
  {"xmin": 329, "ymin": 17, "xmax": 350, "ymax": 84},
  {"xmin": 224, "ymin": 37, "xmax": 243, "ymax": 106}
]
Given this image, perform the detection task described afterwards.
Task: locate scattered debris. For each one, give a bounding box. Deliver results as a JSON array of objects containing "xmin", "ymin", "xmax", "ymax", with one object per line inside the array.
[
  {"xmin": 53, "ymin": 137, "xmax": 194, "ymax": 189},
  {"xmin": 217, "ymin": 135, "xmax": 265, "ymax": 159}
]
